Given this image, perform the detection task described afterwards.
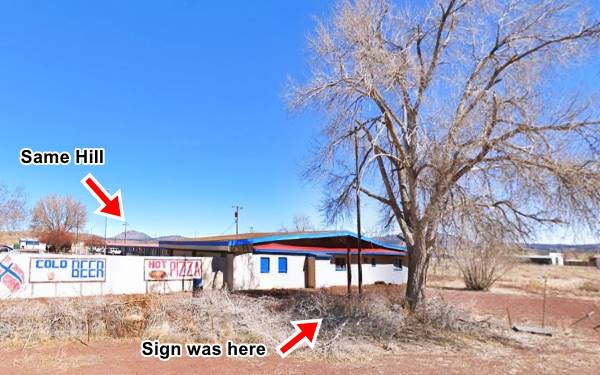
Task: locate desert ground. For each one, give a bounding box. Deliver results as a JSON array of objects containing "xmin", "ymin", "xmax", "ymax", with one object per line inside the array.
[{"xmin": 0, "ymin": 262, "xmax": 599, "ymax": 374}]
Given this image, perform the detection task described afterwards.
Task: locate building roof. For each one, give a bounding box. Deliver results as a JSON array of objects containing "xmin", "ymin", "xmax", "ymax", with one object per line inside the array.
[
  {"xmin": 179, "ymin": 232, "xmax": 290, "ymax": 241},
  {"xmin": 254, "ymin": 243, "xmax": 404, "ymax": 257},
  {"xmin": 160, "ymin": 231, "xmax": 407, "ymax": 258},
  {"xmin": 106, "ymin": 240, "xmax": 160, "ymax": 248}
]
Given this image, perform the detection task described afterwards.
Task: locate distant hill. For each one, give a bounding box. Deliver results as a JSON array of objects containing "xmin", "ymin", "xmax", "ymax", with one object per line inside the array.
[
  {"xmin": 375, "ymin": 233, "xmax": 599, "ymax": 254},
  {"xmin": 374, "ymin": 234, "xmax": 405, "ymax": 246},
  {"xmin": 110, "ymin": 231, "xmax": 188, "ymax": 242},
  {"xmin": 155, "ymin": 235, "xmax": 188, "ymax": 241},
  {"xmin": 112, "ymin": 230, "xmax": 153, "ymax": 241},
  {"xmin": 0, "ymin": 231, "xmax": 32, "ymax": 246}
]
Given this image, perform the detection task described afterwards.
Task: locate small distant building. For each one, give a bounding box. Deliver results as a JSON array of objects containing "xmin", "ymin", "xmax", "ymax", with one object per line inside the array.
[
  {"xmin": 523, "ymin": 252, "xmax": 564, "ymax": 266},
  {"xmin": 19, "ymin": 238, "xmax": 46, "ymax": 253},
  {"xmin": 105, "ymin": 240, "xmax": 165, "ymax": 256},
  {"xmin": 564, "ymin": 258, "xmax": 590, "ymax": 267}
]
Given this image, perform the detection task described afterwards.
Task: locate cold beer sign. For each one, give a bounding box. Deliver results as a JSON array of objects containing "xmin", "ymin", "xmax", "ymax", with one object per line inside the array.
[
  {"xmin": 29, "ymin": 257, "xmax": 106, "ymax": 283},
  {"xmin": 144, "ymin": 258, "xmax": 202, "ymax": 281}
]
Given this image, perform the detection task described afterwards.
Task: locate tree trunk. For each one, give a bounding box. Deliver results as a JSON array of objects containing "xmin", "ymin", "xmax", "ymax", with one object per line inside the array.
[{"xmin": 405, "ymin": 239, "xmax": 430, "ymax": 311}]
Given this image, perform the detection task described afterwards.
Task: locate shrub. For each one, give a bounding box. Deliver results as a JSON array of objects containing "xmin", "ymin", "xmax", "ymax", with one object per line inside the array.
[{"xmin": 0, "ymin": 289, "xmax": 499, "ymax": 359}]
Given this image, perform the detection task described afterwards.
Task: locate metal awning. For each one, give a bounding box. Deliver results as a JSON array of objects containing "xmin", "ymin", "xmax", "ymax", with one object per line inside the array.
[{"xmin": 159, "ymin": 231, "xmax": 407, "ymax": 257}]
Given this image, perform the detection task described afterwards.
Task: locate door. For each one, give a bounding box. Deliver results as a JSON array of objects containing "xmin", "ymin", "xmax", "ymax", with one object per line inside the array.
[{"xmin": 304, "ymin": 256, "xmax": 316, "ymax": 288}]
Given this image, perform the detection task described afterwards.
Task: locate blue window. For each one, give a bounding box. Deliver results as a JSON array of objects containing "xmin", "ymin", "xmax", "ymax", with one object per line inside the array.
[
  {"xmin": 371, "ymin": 258, "xmax": 376, "ymax": 267},
  {"xmin": 278, "ymin": 257, "xmax": 288, "ymax": 273},
  {"xmin": 260, "ymin": 257, "xmax": 270, "ymax": 273}
]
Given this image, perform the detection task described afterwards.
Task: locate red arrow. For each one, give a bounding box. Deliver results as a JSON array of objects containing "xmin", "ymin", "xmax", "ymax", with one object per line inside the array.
[
  {"xmin": 81, "ymin": 173, "xmax": 125, "ymax": 220},
  {"xmin": 276, "ymin": 319, "xmax": 322, "ymax": 358}
]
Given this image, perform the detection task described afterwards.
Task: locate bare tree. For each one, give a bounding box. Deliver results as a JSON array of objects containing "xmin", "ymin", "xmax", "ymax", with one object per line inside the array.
[
  {"xmin": 0, "ymin": 184, "xmax": 27, "ymax": 231},
  {"xmin": 288, "ymin": 0, "xmax": 600, "ymax": 310},
  {"xmin": 31, "ymin": 195, "xmax": 87, "ymax": 235},
  {"xmin": 83, "ymin": 234, "xmax": 105, "ymax": 249},
  {"xmin": 293, "ymin": 214, "xmax": 315, "ymax": 232}
]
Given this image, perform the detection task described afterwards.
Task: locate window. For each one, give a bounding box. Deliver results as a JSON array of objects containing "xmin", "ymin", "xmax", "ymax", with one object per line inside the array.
[
  {"xmin": 260, "ymin": 257, "xmax": 270, "ymax": 273},
  {"xmin": 334, "ymin": 258, "xmax": 346, "ymax": 271},
  {"xmin": 371, "ymin": 258, "xmax": 376, "ymax": 267},
  {"xmin": 278, "ymin": 257, "xmax": 288, "ymax": 273}
]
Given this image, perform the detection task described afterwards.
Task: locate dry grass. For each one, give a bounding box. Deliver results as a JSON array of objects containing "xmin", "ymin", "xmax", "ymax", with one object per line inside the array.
[
  {"xmin": 287, "ymin": 290, "xmax": 503, "ymax": 359},
  {"xmin": 430, "ymin": 260, "xmax": 600, "ymax": 298},
  {"xmin": 0, "ymin": 231, "xmax": 26, "ymax": 247},
  {"xmin": 0, "ymin": 292, "xmax": 289, "ymax": 348},
  {"xmin": 578, "ymin": 281, "xmax": 600, "ymax": 293},
  {"xmin": 0, "ymin": 289, "xmax": 505, "ymax": 360}
]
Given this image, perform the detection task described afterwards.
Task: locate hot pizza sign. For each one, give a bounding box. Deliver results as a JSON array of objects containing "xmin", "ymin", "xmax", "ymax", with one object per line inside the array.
[{"xmin": 144, "ymin": 258, "xmax": 202, "ymax": 281}]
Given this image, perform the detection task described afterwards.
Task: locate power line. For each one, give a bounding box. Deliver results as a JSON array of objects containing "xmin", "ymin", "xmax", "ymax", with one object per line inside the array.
[{"xmin": 219, "ymin": 221, "xmax": 236, "ymax": 235}]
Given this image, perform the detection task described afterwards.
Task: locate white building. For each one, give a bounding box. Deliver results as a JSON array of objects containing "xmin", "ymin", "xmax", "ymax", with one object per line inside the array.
[
  {"xmin": 0, "ymin": 232, "xmax": 407, "ymax": 300},
  {"xmin": 522, "ymin": 252, "xmax": 564, "ymax": 266},
  {"xmin": 19, "ymin": 238, "xmax": 46, "ymax": 253},
  {"xmin": 159, "ymin": 231, "xmax": 408, "ymax": 290}
]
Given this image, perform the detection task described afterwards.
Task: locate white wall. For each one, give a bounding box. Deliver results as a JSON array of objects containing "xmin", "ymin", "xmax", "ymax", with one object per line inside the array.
[
  {"xmin": 235, "ymin": 254, "xmax": 306, "ymax": 290},
  {"xmin": 315, "ymin": 259, "xmax": 407, "ymax": 288},
  {"xmin": 237, "ymin": 254, "xmax": 407, "ymax": 290},
  {"xmin": 0, "ymin": 253, "xmax": 219, "ymax": 299},
  {"xmin": 548, "ymin": 252, "xmax": 564, "ymax": 266},
  {"xmin": 0, "ymin": 252, "xmax": 408, "ymax": 299}
]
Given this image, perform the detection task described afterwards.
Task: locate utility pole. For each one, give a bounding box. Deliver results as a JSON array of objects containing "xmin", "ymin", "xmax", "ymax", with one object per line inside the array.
[
  {"xmin": 354, "ymin": 126, "xmax": 363, "ymax": 295},
  {"xmin": 232, "ymin": 205, "xmax": 243, "ymax": 235},
  {"xmin": 123, "ymin": 221, "xmax": 129, "ymax": 246},
  {"xmin": 104, "ymin": 189, "xmax": 110, "ymax": 255},
  {"xmin": 104, "ymin": 216, "xmax": 108, "ymax": 255},
  {"xmin": 75, "ymin": 216, "xmax": 79, "ymax": 254}
]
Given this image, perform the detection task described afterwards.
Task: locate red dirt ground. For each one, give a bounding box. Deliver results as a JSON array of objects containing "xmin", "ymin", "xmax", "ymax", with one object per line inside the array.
[
  {"xmin": 1, "ymin": 333, "xmax": 598, "ymax": 375},
  {"xmin": 433, "ymin": 288, "xmax": 600, "ymax": 332}
]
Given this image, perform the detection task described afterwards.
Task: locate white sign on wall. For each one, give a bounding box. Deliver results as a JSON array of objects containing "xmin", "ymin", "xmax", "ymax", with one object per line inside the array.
[
  {"xmin": 144, "ymin": 258, "xmax": 202, "ymax": 281},
  {"xmin": 29, "ymin": 257, "xmax": 106, "ymax": 283}
]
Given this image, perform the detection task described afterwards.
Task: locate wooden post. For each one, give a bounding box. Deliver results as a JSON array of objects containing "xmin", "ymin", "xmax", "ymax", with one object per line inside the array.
[
  {"xmin": 225, "ymin": 253, "xmax": 234, "ymax": 291},
  {"xmin": 182, "ymin": 256, "xmax": 186, "ymax": 292},
  {"xmin": 346, "ymin": 247, "xmax": 352, "ymax": 296},
  {"xmin": 542, "ymin": 277, "xmax": 547, "ymax": 328}
]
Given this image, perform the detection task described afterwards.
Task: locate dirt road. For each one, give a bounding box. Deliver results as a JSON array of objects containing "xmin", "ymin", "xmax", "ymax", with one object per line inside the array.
[{"xmin": 2, "ymin": 334, "xmax": 599, "ymax": 375}]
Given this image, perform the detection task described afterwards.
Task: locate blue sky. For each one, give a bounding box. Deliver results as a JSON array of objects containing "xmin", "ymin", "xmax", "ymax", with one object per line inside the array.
[
  {"xmin": 0, "ymin": 1, "xmax": 597, "ymax": 243},
  {"xmin": 0, "ymin": 1, "xmax": 337, "ymax": 238}
]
